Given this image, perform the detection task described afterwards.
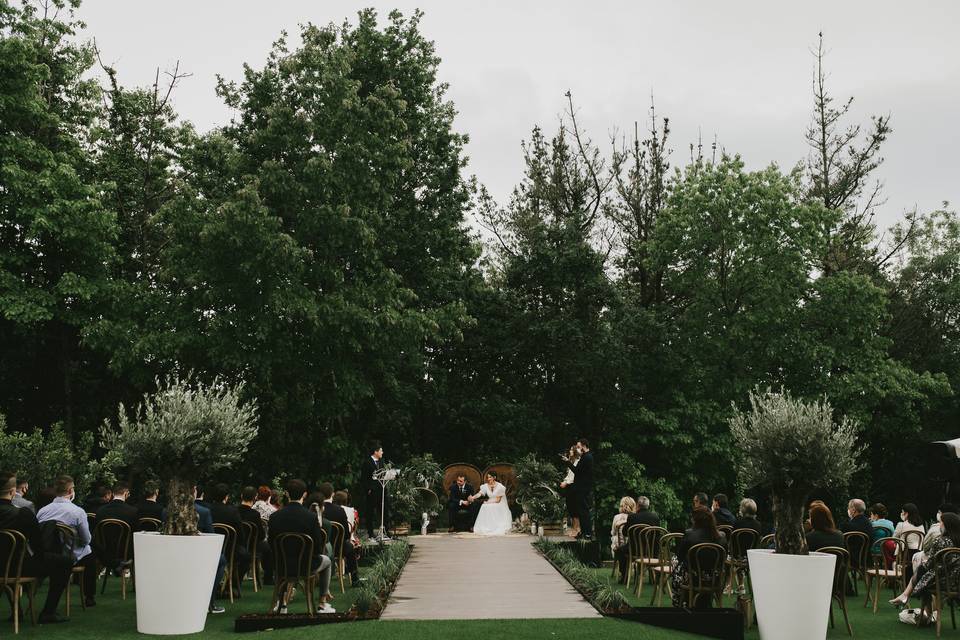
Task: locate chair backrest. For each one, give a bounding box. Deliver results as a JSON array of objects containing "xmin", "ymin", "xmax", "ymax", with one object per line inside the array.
[
  {"xmin": 137, "ymin": 517, "xmax": 162, "ymax": 532},
  {"xmin": 0, "ymin": 529, "xmax": 28, "ymax": 583},
  {"xmin": 94, "ymin": 518, "xmax": 132, "ymax": 564},
  {"xmin": 843, "ymin": 531, "xmax": 870, "ymax": 569},
  {"xmin": 817, "ymin": 546, "xmax": 849, "ymax": 597},
  {"xmin": 328, "ymin": 521, "xmax": 346, "ymax": 561},
  {"xmin": 902, "ymin": 529, "xmax": 924, "ymax": 551},
  {"xmin": 442, "ymin": 464, "xmax": 483, "ymax": 498},
  {"xmin": 717, "ymin": 524, "xmax": 734, "ymax": 537},
  {"xmin": 481, "ymin": 463, "xmax": 518, "ymax": 500},
  {"xmin": 687, "ymin": 542, "xmax": 727, "ymax": 595},
  {"xmin": 759, "ymin": 533, "xmax": 775, "ymax": 549},
  {"xmin": 729, "ymin": 528, "xmax": 760, "ymax": 560},
  {"xmin": 875, "ymin": 536, "xmax": 906, "ymax": 569},
  {"xmin": 272, "ymin": 532, "xmax": 315, "ymax": 579},
  {"xmin": 626, "ymin": 524, "xmax": 648, "ymax": 559},
  {"xmin": 639, "ymin": 526, "xmax": 667, "ymax": 560},
  {"xmin": 933, "ymin": 546, "xmax": 960, "ymax": 600},
  {"xmin": 213, "ymin": 523, "xmax": 238, "ymax": 562},
  {"xmin": 86, "ymin": 512, "xmax": 97, "ymax": 533},
  {"xmin": 659, "ymin": 533, "xmax": 683, "ymax": 564},
  {"xmin": 239, "ymin": 520, "xmax": 258, "ymax": 556}
]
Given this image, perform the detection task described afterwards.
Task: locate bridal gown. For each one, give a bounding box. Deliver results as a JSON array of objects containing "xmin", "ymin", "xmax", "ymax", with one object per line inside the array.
[{"xmin": 472, "ymin": 481, "xmax": 512, "ymax": 535}]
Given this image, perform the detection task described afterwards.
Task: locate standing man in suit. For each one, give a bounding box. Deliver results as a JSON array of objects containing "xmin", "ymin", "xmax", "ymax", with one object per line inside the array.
[
  {"xmin": 361, "ymin": 442, "xmax": 389, "ymax": 540},
  {"xmin": 447, "ymin": 474, "xmax": 478, "ymax": 532},
  {"xmin": 569, "ymin": 438, "xmax": 594, "ymax": 540}
]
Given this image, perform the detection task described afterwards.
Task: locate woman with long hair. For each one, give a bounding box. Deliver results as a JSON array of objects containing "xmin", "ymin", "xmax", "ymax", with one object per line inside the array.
[
  {"xmin": 806, "ymin": 502, "xmax": 844, "ymax": 551},
  {"xmin": 890, "ymin": 512, "xmax": 960, "ymax": 625},
  {"xmin": 671, "ymin": 506, "xmax": 726, "ymax": 608}
]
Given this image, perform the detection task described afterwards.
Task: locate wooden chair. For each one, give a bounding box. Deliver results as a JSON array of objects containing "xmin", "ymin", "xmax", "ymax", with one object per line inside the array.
[
  {"xmin": 442, "ymin": 464, "xmax": 483, "ymax": 500},
  {"xmin": 650, "ymin": 532, "xmax": 682, "ymax": 606},
  {"xmin": 635, "ymin": 526, "xmax": 667, "ymax": 598},
  {"xmin": 903, "ymin": 529, "xmax": 925, "ymax": 568},
  {"xmin": 717, "ymin": 525, "xmax": 734, "ymax": 538},
  {"xmin": 819, "ymin": 546, "xmax": 853, "ymax": 636},
  {"xmin": 759, "ymin": 533, "xmax": 775, "ymax": 549},
  {"xmin": 481, "ymin": 463, "xmax": 518, "ymax": 502},
  {"xmin": 213, "ymin": 523, "xmax": 238, "ymax": 602},
  {"xmin": 328, "ymin": 521, "xmax": 346, "ymax": 593},
  {"xmin": 843, "ymin": 530, "xmax": 870, "ymax": 594},
  {"xmin": 55, "ymin": 523, "xmax": 86, "ymax": 617},
  {"xmin": 624, "ymin": 524, "xmax": 648, "ymax": 589},
  {"xmin": 932, "ymin": 546, "xmax": 960, "ymax": 638},
  {"xmin": 94, "ymin": 518, "xmax": 133, "ymax": 599},
  {"xmin": 610, "ymin": 522, "xmax": 626, "ymax": 581},
  {"xmin": 137, "ymin": 517, "xmax": 162, "ymax": 532},
  {"xmin": 684, "ymin": 542, "xmax": 728, "ymax": 608},
  {"xmin": 270, "ymin": 533, "xmax": 323, "ymax": 615},
  {"xmin": 864, "ymin": 536, "xmax": 905, "ymax": 613},
  {"xmin": 1, "ymin": 529, "xmax": 37, "ymax": 634},
  {"xmin": 239, "ymin": 520, "xmax": 260, "ymax": 592},
  {"xmin": 727, "ymin": 528, "xmax": 759, "ymax": 617}
]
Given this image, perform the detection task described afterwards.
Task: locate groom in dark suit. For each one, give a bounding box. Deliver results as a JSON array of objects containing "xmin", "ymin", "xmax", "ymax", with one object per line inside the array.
[
  {"xmin": 447, "ymin": 474, "xmax": 478, "ymax": 532},
  {"xmin": 361, "ymin": 442, "xmax": 389, "ymax": 539},
  {"xmin": 570, "ymin": 438, "xmax": 594, "ymax": 540}
]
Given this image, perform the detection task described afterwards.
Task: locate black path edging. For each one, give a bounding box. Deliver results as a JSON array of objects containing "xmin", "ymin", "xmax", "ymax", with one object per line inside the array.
[
  {"xmin": 234, "ymin": 542, "xmax": 414, "ymax": 632},
  {"xmin": 534, "ymin": 542, "xmax": 744, "ymax": 640}
]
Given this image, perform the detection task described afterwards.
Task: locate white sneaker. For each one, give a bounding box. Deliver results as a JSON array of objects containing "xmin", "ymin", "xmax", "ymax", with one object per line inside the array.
[{"xmin": 317, "ymin": 603, "xmax": 336, "ymax": 614}]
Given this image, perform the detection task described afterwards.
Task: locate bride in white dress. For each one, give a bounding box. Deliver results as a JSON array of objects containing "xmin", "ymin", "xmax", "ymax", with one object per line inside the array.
[{"xmin": 470, "ymin": 472, "xmax": 512, "ymax": 536}]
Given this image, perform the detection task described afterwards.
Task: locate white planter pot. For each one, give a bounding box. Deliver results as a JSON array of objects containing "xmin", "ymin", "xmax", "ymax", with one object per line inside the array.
[
  {"xmin": 748, "ymin": 548, "xmax": 836, "ymax": 640},
  {"xmin": 133, "ymin": 531, "xmax": 224, "ymax": 635}
]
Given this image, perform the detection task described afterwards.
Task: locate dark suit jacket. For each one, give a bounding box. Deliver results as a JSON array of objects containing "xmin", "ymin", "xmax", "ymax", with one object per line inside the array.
[
  {"xmin": 448, "ymin": 483, "xmax": 475, "ymax": 512},
  {"xmin": 733, "ymin": 516, "xmax": 763, "ymax": 534},
  {"xmin": 841, "ymin": 514, "xmax": 874, "ymax": 537},
  {"xmin": 268, "ymin": 502, "xmax": 326, "ymax": 575},
  {"xmin": 713, "ymin": 507, "xmax": 736, "ymax": 527},
  {"xmin": 209, "ymin": 502, "xmax": 244, "ymax": 533},
  {"xmin": 137, "ymin": 500, "xmax": 164, "ymax": 522},
  {"xmin": 568, "ymin": 451, "xmax": 594, "ymax": 495},
  {"xmin": 627, "ymin": 510, "xmax": 661, "ymax": 528},
  {"xmin": 0, "ymin": 498, "xmax": 40, "ymax": 550},
  {"xmin": 677, "ymin": 527, "xmax": 727, "ymax": 566},
  {"xmin": 238, "ymin": 504, "xmax": 265, "ymax": 541},
  {"xmin": 322, "ymin": 502, "xmax": 350, "ymax": 551},
  {"xmin": 361, "ymin": 456, "xmax": 382, "ymax": 497},
  {"xmin": 806, "ymin": 529, "xmax": 844, "ymax": 552},
  {"xmin": 96, "ymin": 499, "xmax": 139, "ymax": 531}
]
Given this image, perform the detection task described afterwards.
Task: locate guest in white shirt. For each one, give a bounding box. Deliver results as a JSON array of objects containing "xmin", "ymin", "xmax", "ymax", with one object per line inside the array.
[
  {"xmin": 36, "ymin": 475, "xmax": 98, "ymax": 607},
  {"xmin": 895, "ymin": 502, "xmax": 926, "ymax": 550}
]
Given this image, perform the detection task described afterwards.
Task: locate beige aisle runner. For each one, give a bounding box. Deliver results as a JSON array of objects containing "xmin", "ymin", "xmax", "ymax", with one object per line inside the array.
[{"xmin": 380, "ymin": 533, "xmax": 601, "ymax": 620}]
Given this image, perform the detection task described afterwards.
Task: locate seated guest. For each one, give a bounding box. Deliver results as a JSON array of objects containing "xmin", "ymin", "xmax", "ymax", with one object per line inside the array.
[
  {"xmin": 868, "ymin": 503, "xmax": 895, "ymax": 553},
  {"xmin": 82, "ymin": 483, "xmax": 112, "ymax": 514},
  {"xmin": 912, "ymin": 503, "xmax": 959, "ymax": 576},
  {"xmin": 306, "ymin": 491, "xmax": 335, "ymax": 557},
  {"xmin": 671, "ymin": 506, "xmax": 727, "ymax": 609},
  {"xmin": 712, "ymin": 494, "xmax": 736, "ymax": 527},
  {"xmin": 137, "ymin": 481, "xmax": 164, "ymax": 521},
  {"xmin": 269, "ymin": 480, "xmax": 335, "ymax": 613},
  {"xmin": 208, "ymin": 483, "xmax": 251, "ymax": 596},
  {"xmin": 1, "ymin": 472, "xmax": 71, "ymax": 623},
  {"xmin": 13, "ymin": 476, "xmax": 34, "ymax": 513},
  {"xmin": 692, "ymin": 492, "xmax": 709, "ymax": 510},
  {"xmin": 253, "ymin": 486, "xmax": 275, "ymax": 524},
  {"xmin": 841, "ymin": 498, "xmax": 873, "ymax": 570},
  {"xmin": 37, "ymin": 475, "xmax": 98, "ymax": 608},
  {"xmin": 320, "ymin": 482, "xmax": 359, "ymax": 586},
  {"xmin": 240, "ymin": 486, "xmax": 273, "ymax": 585},
  {"xmin": 889, "ymin": 511, "xmax": 960, "ymax": 622},
  {"xmin": 895, "ymin": 503, "xmax": 925, "ymax": 549},
  {"xmin": 96, "ymin": 481, "xmax": 139, "ymax": 530},
  {"xmin": 628, "ymin": 496, "xmax": 660, "ymax": 528},
  {"xmin": 35, "ymin": 485, "xmax": 56, "ymax": 511},
  {"xmin": 610, "ymin": 496, "xmax": 637, "ymax": 582},
  {"xmin": 447, "ymin": 473, "xmax": 478, "ymax": 533},
  {"xmin": 334, "ymin": 490, "xmax": 362, "ymax": 574},
  {"xmin": 806, "ymin": 502, "xmax": 844, "ymax": 551},
  {"xmin": 733, "ymin": 498, "xmax": 762, "ymax": 533}
]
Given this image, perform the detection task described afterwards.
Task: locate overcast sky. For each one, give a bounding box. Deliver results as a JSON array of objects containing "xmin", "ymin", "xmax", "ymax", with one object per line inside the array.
[{"xmin": 78, "ymin": 1, "xmax": 960, "ymax": 232}]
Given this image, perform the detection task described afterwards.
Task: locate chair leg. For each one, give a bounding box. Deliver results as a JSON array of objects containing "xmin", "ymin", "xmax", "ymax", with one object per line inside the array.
[
  {"xmin": 872, "ymin": 571, "xmax": 881, "ymax": 614},
  {"xmin": 28, "ymin": 581, "xmax": 37, "ymax": 626},
  {"xmin": 840, "ymin": 596, "xmax": 853, "ymax": 636},
  {"xmin": 13, "ymin": 583, "xmax": 21, "ymax": 634},
  {"xmin": 78, "ymin": 570, "xmax": 87, "ymax": 611}
]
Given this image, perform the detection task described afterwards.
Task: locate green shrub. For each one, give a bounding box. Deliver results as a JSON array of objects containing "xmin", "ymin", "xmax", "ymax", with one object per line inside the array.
[
  {"xmin": 354, "ymin": 584, "xmax": 380, "ymax": 615},
  {"xmin": 594, "ymin": 585, "xmax": 628, "ymax": 611}
]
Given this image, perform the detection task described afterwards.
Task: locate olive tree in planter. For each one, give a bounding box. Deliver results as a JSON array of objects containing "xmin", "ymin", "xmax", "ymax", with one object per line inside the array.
[
  {"xmin": 730, "ymin": 388, "xmax": 859, "ymax": 640},
  {"xmin": 101, "ymin": 375, "xmax": 258, "ymax": 635}
]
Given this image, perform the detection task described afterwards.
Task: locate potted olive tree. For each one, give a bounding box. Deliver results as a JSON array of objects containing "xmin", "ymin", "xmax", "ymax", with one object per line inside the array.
[
  {"xmin": 101, "ymin": 375, "xmax": 258, "ymax": 635},
  {"xmin": 730, "ymin": 388, "xmax": 859, "ymax": 640}
]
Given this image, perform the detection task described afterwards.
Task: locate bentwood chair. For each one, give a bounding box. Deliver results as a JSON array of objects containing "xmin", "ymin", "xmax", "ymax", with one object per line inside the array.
[
  {"xmin": 213, "ymin": 523, "xmax": 239, "ymax": 602},
  {"xmin": 903, "ymin": 529, "xmax": 925, "ymax": 566},
  {"xmin": 94, "ymin": 518, "xmax": 133, "ymax": 599},
  {"xmin": 685, "ymin": 543, "xmax": 728, "ymax": 609},
  {"xmin": 624, "ymin": 524, "xmax": 648, "ymax": 589},
  {"xmin": 650, "ymin": 532, "xmax": 682, "ymax": 606},
  {"xmin": 610, "ymin": 522, "xmax": 627, "ymax": 582},
  {"xmin": 137, "ymin": 517, "xmax": 162, "ymax": 532},
  {"xmin": 270, "ymin": 533, "xmax": 322, "ymax": 615},
  {"xmin": 55, "ymin": 523, "xmax": 86, "ymax": 617},
  {"xmin": 932, "ymin": 546, "xmax": 960, "ymax": 638},
  {"xmin": 239, "ymin": 520, "xmax": 260, "ymax": 592},
  {"xmin": 843, "ymin": 530, "xmax": 870, "ymax": 595},
  {"xmin": 759, "ymin": 533, "xmax": 775, "ymax": 550},
  {"xmin": 864, "ymin": 536, "xmax": 906, "ymax": 613},
  {"xmin": 819, "ymin": 546, "xmax": 853, "ymax": 636},
  {"xmin": 717, "ymin": 525, "xmax": 734, "ymax": 538},
  {"xmin": 727, "ymin": 528, "xmax": 759, "ymax": 619},
  {"xmin": 635, "ymin": 526, "xmax": 667, "ymax": 598},
  {"xmin": 1, "ymin": 529, "xmax": 37, "ymax": 634},
  {"xmin": 329, "ymin": 521, "xmax": 347, "ymax": 593}
]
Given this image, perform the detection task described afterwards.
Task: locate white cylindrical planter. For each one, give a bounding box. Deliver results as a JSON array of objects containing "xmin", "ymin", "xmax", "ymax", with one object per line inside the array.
[
  {"xmin": 748, "ymin": 549, "xmax": 836, "ymax": 640},
  {"xmin": 134, "ymin": 532, "xmax": 224, "ymax": 635}
]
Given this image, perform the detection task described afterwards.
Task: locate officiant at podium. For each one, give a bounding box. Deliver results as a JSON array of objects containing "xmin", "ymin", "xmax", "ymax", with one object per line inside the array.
[
  {"xmin": 361, "ymin": 442, "xmax": 390, "ymax": 539},
  {"xmin": 447, "ymin": 473, "xmax": 479, "ymax": 532}
]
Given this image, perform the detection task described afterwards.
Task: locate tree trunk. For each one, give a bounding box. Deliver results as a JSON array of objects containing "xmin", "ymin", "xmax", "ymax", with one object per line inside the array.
[
  {"xmin": 772, "ymin": 493, "xmax": 808, "ymax": 556},
  {"xmin": 163, "ymin": 477, "xmax": 199, "ymax": 535}
]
